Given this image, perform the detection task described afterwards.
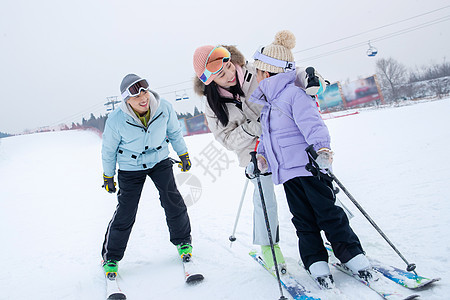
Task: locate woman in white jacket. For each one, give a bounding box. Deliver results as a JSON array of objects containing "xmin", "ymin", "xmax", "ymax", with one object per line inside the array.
[
  {"xmin": 193, "ymin": 44, "xmax": 325, "ymax": 271},
  {"xmin": 193, "ymin": 44, "xmax": 283, "ymax": 271}
]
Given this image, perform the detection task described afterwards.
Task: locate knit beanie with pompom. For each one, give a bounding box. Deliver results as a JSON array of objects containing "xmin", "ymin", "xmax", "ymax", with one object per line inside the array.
[{"xmin": 254, "ymin": 30, "xmax": 296, "ymax": 74}]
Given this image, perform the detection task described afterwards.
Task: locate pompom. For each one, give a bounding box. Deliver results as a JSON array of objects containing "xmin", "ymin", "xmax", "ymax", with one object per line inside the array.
[{"xmin": 273, "ymin": 30, "xmax": 296, "ymax": 50}]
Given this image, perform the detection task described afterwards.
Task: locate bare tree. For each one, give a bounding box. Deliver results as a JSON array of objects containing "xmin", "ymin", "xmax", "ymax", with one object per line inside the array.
[
  {"xmin": 376, "ymin": 57, "xmax": 407, "ymax": 102},
  {"xmin": 429, "ymin": 77, "xmax": 450, "ymax": 99}
]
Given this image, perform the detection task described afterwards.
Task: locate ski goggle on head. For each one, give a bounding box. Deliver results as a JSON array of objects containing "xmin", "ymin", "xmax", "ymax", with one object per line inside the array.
[
  {"xmin": 199, "ymin": 46, "xmax": 231, "ymax": 84},
  {"xmin": 121, "ymin": 78, "xmax": 150, "ymax": 100},
  {"xmin": 253, "ymin": 47, "xmax": 295, "ymax": 72}
]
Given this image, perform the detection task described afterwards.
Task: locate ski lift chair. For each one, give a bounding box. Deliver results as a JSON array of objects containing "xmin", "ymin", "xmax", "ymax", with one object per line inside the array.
[
  {"xmin": 175, "ymin": 91, "xmax": 182, "ymax": 101},
  {"xmin": 182, "ymin": 91, "xmax": 190, "ymax": 100},
  {"xmin": 366, "ymin": 41, "xmax": 378, "ymax": 57}
]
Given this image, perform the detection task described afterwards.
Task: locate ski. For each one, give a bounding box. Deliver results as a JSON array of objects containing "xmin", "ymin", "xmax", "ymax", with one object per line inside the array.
[
  {"xmin": 105, "ymin": 272, "xmax": 126, "ymax": 300},
  {"xmin": 369, "ymin": 258, "xmax": 440, "ymax": 289},
  {"xmin": 331, "ymin": 262, "xmax": 419, "ymax": 300},
  {"xmin": 182, "ymin": 255, "xmax": 204, "ymax": 284},
  {"xmin": 249, "ymin": 251, "xmax": 321, "ymax": 300},
  {"xmin": 325, "ymin": 244, "xmax": 439, "ymax": 289}
]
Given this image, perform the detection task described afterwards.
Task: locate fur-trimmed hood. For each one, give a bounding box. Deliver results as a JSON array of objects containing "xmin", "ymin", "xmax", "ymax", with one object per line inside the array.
[{"xmin": 193, "ymin": 45, "xmax": 246, "ymax": 96}]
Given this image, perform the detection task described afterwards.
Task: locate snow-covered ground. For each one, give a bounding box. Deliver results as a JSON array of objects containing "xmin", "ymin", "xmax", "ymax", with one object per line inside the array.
[{"xmin": 1, "ymin": 98, "xmax": 449, "ymax": 300}]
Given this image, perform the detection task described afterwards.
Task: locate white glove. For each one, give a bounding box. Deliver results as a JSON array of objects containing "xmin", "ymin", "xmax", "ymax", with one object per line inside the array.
[
  {"xmin": 245, "ymin": 161, "xmax": 256, "ymax": 178},
  {"xmin": 256, "ymin": 154, "xmax": 268, "ymax": 173},
  {"xmin": 245, "ymin": 154, "xmax": 269, "ymax": 177},
  {"xmin": 315, "ymin": 148, "xmax": 334, "ymax": 170}
]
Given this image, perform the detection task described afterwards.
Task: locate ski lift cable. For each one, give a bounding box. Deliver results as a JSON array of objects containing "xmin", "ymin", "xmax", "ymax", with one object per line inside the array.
[
  {"xmin": 296, "ymin": 16, "xmax": 450, "ymax": 63},
  {"xmin": 48, "ymin": 101, "xmax": 106, "ymax": 127},
  {"xmin": 154, "ymin": 80, "xmax": 193, "ymax": 90},
  {"xmin": 370, "ymin": 16, "xmax": 450, "ymax": 43},
  {"xmin": 293, "ymin": 5, "xmax": 450, "ymax": 54},
  {"xmin": 296, "ymin": 15, "xmax": 450, "ymax": 62},
  {"xmin": 159, "ymin": 87, "xmax": 193, "ymax": 96}
]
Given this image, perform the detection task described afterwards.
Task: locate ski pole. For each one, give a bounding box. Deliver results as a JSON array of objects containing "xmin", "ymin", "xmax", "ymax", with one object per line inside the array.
[
  {"xmin": 305, "ymin": 145, "xmax": 417, "ymax": 274},
  {"xmin": 168, "ymin": 157, "xmax": 182, "ymax": 165},
  {"xmin": 229, "ymin": 178, "xmax": 250, "ymax": 246},
  {"xmin": 250, "ymin": 151, "xmax": 287, "ymax": 300}
]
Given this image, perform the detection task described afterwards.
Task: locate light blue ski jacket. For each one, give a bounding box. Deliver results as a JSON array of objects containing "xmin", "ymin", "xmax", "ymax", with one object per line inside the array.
[{"xmin": 102, "ymin": 90, "xmax": 187, "ymax": 176}]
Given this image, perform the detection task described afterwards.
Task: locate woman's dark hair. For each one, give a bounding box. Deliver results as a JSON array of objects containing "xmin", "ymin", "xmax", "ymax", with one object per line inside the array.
[{"xmin": 204, "ymin": 73, "xmax": 245, "ymax": 127}]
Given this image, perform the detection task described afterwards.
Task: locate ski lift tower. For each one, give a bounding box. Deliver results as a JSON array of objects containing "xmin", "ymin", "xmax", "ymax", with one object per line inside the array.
[{"xmin": 104, "ymin": 96, "xmax": 121, "ymax": 112}]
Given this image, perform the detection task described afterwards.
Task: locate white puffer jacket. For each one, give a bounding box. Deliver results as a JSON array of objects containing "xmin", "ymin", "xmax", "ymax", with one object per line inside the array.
[{"xmin": 194, "ymin": 46, "xmax": 264, "ymax": 167}]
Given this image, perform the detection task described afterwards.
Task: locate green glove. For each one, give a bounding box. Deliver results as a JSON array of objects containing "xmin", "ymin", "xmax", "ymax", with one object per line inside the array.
[
  {"xmin": 102, "ymin": 174, "xmax": 117, "ymax": 193},
  {"xmin": 178, "ymin": 152, "xmax": 191, "ymax": 172}
]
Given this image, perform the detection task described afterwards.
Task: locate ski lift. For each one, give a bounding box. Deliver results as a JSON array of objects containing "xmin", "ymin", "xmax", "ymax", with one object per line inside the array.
[
  {"xmin": 366, "ymin": 41, "xmax": 378, "ymax": 57},
  {"xmin": 175, "ymin": 91, "xmax": 182, "ymax": 101},
  {"xmin": 182, "ymin": 90, "xmax": 190, "ymax": 100}
]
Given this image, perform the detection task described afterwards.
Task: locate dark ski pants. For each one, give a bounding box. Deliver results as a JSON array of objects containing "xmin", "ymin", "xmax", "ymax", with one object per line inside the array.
[
  {"xmin": 283, "ymin": 176, "xmax": 364, "ymax": 270},
  {"xmin": 102, "ymin": 158, "xmax": 191, "ymax": 261}
]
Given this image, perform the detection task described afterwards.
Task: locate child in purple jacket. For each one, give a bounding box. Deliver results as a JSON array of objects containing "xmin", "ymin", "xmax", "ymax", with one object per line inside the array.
[{"xmin": 249, "ymin": 30, "xmax": 372, "ymax": 289}]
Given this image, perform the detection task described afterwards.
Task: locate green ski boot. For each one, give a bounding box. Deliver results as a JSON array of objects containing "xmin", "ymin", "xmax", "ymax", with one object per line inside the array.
[
  {"xmin": 177, "ymin": 242, "xmax": 193, "ymax": 262},
  {"xmin": 102, "ymin": 259, "xmax": 118, "ymax": 279},
  {"xmin": 261, "ymin": 244, "xmax": 287, "ymax": 274}
]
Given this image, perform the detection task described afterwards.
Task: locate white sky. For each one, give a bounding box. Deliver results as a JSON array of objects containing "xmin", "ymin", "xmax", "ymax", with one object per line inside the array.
[{"xmin": 1, "ymin": 0, "xmax": 449, "ymax": 134}]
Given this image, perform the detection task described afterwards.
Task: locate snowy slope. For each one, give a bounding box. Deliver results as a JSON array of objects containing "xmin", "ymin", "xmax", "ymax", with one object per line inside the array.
[{"xmin": 0, "ymin": 98, "xmax": 449, "ymax": 300}]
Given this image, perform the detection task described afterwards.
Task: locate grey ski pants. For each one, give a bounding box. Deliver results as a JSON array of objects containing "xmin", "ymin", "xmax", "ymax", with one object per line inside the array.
[{"xmin": 251, "ymin": 173, "xmax": 280, "ymax": 245}]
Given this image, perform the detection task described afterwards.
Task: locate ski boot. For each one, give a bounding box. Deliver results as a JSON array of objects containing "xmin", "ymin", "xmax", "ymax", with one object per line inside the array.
[
  {"xmin": 102, "ymin": 259, "xmax": 118, "ymax": 279},
  {"xmin": 308, "ymin": 261, "xmax": 335, "ymax": 289},
  {"xmin": 344, "ymin": 254, "xmax": 375, "ymax": 281},
  {"xmin": 177, "ymin": 242, "xmax": 193, "ymax": 262},
  {"xmin": 261, "ymin": 244, "xmax": 287, "ymax": 274}
]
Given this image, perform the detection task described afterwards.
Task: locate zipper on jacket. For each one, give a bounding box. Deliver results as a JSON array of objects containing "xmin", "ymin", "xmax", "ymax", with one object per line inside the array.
[
  {"xmin": 125, "ymin": 112, "xmax": 163, "ymax": 130},
  {"xmin": 126, "ymin": 121, "xmax": 145, "ymax": 129},
  {"xmin": 148, "ymin": 112, "xmax": 163, "ymax": 127}
]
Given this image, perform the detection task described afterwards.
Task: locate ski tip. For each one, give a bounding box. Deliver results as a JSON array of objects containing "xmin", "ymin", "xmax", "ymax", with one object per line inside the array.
[
  {"xmin": 403, "ymin": 295, "xmax": 420, "ymax": 300},
  {"xmin": 107, "ymin": 292, "xmax": 127, "ymax": 299},
  {"xmin": 186, "ymin": 273, "xmax": 204, "ymax": 284},
  {"xmin": 414, "ymin": 277, "xmax": 441, "ymax": 289}
]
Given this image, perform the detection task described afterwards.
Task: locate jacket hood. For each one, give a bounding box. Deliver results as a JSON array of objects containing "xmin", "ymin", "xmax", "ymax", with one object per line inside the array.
[
  {"xmin": 119, "ymin": 89, "xmax": 161, "ymax": 127},
  {"xmin": 193, "ymin": 45, "xmax": 246, "ymax": 96},
  {"xmin": 250, "ymin": 70, "xmax": 297, "ymax": 105}
]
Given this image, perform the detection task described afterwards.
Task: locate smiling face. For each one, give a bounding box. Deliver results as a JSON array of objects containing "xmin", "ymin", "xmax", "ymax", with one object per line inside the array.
[
  {"xmin": 212, "ymin": 61, "xmax": 237, "ymax": 88},
  {"xmin": 127, "ymin": 90, "xmax": 150, "ymax": 116},
  {"xmin": 256, "ymin": 69, "xmax": 270, "ymax": 83}
]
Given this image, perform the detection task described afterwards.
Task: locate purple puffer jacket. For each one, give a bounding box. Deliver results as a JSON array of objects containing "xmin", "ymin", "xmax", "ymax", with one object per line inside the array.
[{"xmin": 250, "ymin": 70, "xmax": 331, "ymax": 185}]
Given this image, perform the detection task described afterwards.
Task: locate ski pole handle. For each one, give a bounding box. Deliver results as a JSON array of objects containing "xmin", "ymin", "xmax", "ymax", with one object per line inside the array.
[
  {"xmin": 249, "ymin": 151, "xmax": 261, "ymax": 177},
  {"xmin": 305, "ymin": 67, "xmax": 320, "ymax": 89},
  {"xmin": 305, "ymin": 145, "xmax": 320, "ymax": 176},
  {"xmin": 305, "ymin": 144, "xmax": 318, "ymax": 159},
  {"xmin": 305, "ymin": 67, "xmax": 315, "ymax": 79}
]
